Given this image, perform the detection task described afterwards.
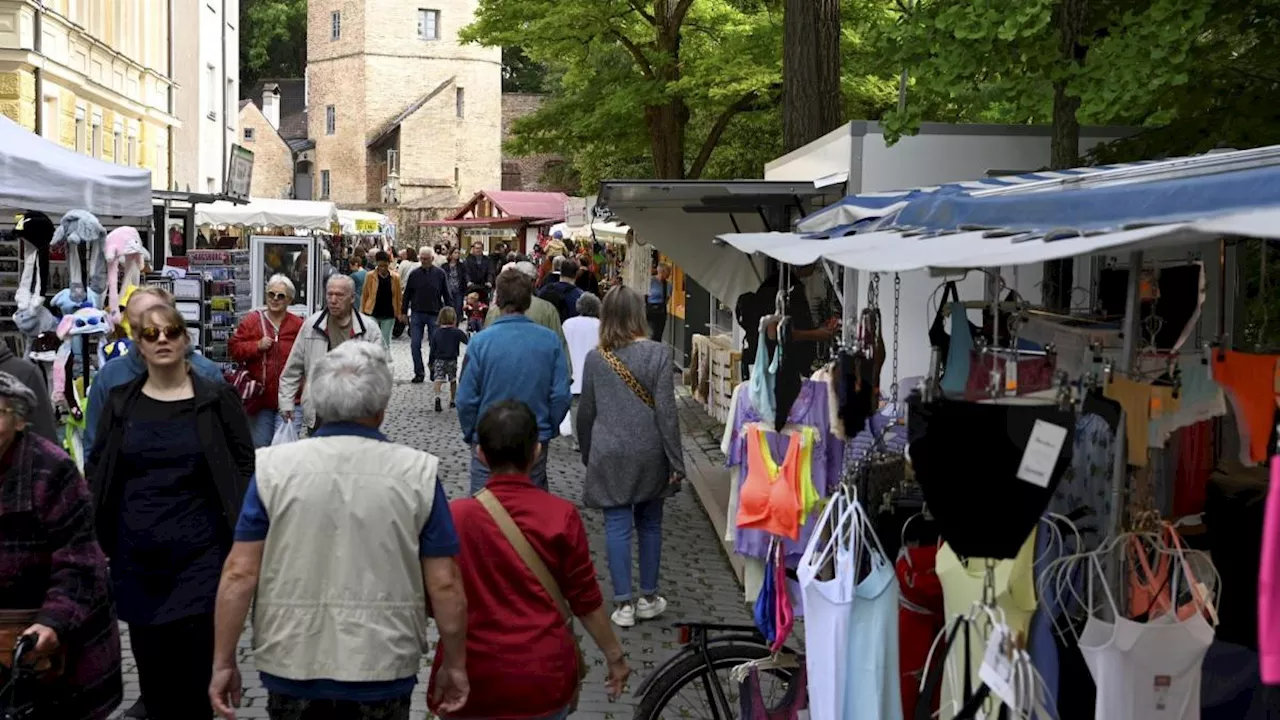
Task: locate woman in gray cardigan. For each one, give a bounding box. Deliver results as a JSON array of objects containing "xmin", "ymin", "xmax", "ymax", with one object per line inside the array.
[{"xmin": 576, "ymin": 286, "xmax": 686, "ymax": 628}]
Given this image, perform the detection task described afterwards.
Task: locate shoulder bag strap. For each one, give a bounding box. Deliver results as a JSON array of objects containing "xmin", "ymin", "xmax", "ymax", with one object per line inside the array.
[
  {"xmin": 475, "ymin": 489, "xmax": 572, "ymax": 624},
  {"xmin": 600, "ymin": 349, "xmax": 655, "ymax": 408}
]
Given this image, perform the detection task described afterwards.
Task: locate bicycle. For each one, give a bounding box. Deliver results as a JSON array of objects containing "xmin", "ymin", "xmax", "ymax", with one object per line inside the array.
[{"xmin": 632, "ymin": 622, "xmax": 799, "ymax": 720}]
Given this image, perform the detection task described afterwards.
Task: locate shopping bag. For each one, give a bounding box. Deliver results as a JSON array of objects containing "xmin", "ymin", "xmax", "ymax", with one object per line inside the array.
[
  {"xmin": 559, "ymin": 412, "xmax": 572, "ymax": 438},
  {"xmin": 272, "ymin": 421, "xmax": 299, "ymax": 446}
]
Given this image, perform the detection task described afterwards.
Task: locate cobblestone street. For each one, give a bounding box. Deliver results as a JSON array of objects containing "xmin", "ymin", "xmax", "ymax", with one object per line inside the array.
[{"xmin": 110, "ymin": 336, "xmax": 749, "ymax": 719}]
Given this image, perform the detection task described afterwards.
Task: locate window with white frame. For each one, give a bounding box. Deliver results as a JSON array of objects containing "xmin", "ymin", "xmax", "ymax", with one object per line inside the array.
[
  {"xmin": 42, "ymin": 96, "xmax": 58, "ymax": 141},
  {"xmin": 418, "ymin": 9, "xmax": 440, "ymax": 40},
  {"xmin": 112, "ymin": 123, "xmax": 122, "ymax": 164},
  {"xmin": 455, "ymin": 87, "xmax": 465, "ymax": 118},
  {"xmin": 325, "ymin": 105, "xmax": 335, "ymax": 135},
  {"xmin": 321, "ymin": 170, "xmax": 331, "ymax": 199},
  {"xmin": 127, "ymin": 132, "xmax": 137, "ymax": 166},
  {"xmin": 206, "ymin": 65, "xmax": 217, "ymax": 118},
  {"xmin": 90, "ymin": 114, "xmax": 102, "ymax": 158},
  {"xmin": 331, "ymin": 11, "xmax": 341, "ymax": 40},
  {"xmin": 226, "ymin": 78, "xmax": 235, "ymax": 129},
  {"xmin": 75, "ymin": 107, "xmax": 86, "ymax": 153}
]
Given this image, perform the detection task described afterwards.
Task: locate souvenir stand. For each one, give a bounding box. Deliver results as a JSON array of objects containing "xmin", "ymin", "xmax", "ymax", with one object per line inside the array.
[
  {"xmin": 0, "ymin": 114, "xmax": 154, "ymax": 471},
  {"xmin": 709, "ymin": 146, "xmax": 1280, "ymax": 720},
  {"xmin": 336, "ymin": 209, "xmax": 395, "ymax": 261}
]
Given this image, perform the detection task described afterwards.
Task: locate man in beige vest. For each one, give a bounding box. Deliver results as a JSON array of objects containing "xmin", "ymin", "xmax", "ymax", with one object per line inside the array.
[{"xmin": 209, "ymin": 341, "xmax": 469, "ymax": 720}]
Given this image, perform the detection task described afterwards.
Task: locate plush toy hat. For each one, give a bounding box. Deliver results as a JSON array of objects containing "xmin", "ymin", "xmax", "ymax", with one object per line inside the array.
[
  {"xmin": 104, "ymin": 228, "xmax": 150, "ymax": 324},
  {"xmin": 55, "ymin": 306, "xmax": 113, "ymax": 341},
  {"xmin": 52, "ymin": 210, "xmax": 108, "ymax": 305}
]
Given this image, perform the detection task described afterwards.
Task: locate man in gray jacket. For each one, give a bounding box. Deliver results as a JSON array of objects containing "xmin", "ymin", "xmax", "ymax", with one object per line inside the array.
[
  {"xmin": 0, "ymin": 342, "xmax": 56, "ymax": 443},
  {"xmin": 279, "ymin": 275, "xmax": 383, "ymax": 433}
]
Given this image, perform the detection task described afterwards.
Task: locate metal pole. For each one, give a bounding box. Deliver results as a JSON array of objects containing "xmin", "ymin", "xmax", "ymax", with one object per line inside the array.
[{"xmin": 1110, "ymin": 250, "xmax": 1144, "ymax": 536}]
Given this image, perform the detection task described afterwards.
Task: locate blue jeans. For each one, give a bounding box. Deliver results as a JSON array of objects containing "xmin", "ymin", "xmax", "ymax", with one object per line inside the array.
[
  {"xmin": 603, "ymin": 498, "xmax": 664, "ymax": 603},
  {"xmin": 249, "ymin": 405, "xmax": 305, "ymax": 448},
  {"xmin": 409, "ymin": 310, "xmax": 439, "ymax": 378},
  {"xmin": 468, "ymin": 444, "xmax": 548, "ymax": 495}
]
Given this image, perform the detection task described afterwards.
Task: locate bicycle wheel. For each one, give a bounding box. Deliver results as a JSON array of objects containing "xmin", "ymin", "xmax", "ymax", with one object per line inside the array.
[{"xmin": 634, "ymin": 642, "xmax": 797, "ymax": 720}]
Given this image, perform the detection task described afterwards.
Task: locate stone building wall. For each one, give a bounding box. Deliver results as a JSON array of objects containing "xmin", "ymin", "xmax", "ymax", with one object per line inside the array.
[
  {"xmin": 238, "ymin": 102, "xmax": 295, "ymax": 199},
  {"xmin": 500, "ymin": 93, "xmax": 570, "ymax": 192}
]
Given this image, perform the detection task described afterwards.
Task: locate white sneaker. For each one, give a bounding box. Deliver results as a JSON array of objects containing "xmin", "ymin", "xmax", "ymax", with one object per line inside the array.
[
  {"xmin": 611, "ymin": 604, "xmax": 636, "ymax": 628},
  {"xmin": 636, "ymin": 596, "xmax": 668, "ymax": 620}
]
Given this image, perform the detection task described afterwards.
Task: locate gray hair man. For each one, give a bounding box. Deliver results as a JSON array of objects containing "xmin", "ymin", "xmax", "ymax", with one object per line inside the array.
[
  {"xmin": 279, "ymin": 274, "xmax": 384, "ymax": 433},
  {"xmin": 210, "ymin": 342, "xmax": 470, "ymax": 718},
  {"xmin": 484, "ymin": 261, "xmax": 571, "ymax": 375},
  {"xmin": 0, "ymin": 333, "xmax": 56, "ymax": 443}
]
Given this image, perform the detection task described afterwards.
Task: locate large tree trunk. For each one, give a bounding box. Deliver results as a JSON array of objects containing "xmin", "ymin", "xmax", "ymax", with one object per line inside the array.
[
  {"xmin": 782, "ymin": 0, "xmax": 842, "ymax": 152},
  {"xmin": 641, "ymin": 0, "xmax": 694, "ymax": 179},
  {"xmin": 1043, "ymin": 0, "xmax": 1088, "ymax": 311}
]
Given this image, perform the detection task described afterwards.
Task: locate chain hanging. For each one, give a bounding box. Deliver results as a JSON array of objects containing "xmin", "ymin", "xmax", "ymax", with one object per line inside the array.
[
  {"xmin": 866, "ymin": 272, "xmax": 881, "ymax": 311},
  {"xmin": 890, "ymin": 273, "xmax": 901, "ymax": 404}
]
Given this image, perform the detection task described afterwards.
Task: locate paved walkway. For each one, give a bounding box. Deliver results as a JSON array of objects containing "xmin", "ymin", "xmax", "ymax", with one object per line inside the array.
[{"xmin": 110, "ymin": 336, "xmax": 749, "ymax": 719}]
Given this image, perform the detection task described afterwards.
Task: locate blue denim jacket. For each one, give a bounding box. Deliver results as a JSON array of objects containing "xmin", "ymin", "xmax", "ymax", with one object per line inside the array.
[
  {"xmin": 84, "ymin": 349, "xmax": 226, "ymax": 452},
  {"xmin": 456, "ymin": 314, "xmax": 571, "ymax": 444}
]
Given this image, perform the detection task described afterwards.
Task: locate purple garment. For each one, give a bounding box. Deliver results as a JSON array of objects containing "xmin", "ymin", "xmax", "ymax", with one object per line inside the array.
[{"xmin": 727, "ymin": 380, "xmax": 841, "ymax": 561}]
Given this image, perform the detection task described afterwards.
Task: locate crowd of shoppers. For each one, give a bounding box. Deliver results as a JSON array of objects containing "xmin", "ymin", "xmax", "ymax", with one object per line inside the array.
[{"xmin": 1, "ymin": 238, "xmax": 690, "ymax": 719}]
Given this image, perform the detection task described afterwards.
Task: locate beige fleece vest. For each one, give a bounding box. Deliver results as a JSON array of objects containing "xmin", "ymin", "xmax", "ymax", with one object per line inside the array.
[{"xmin": 251, "ymin": 435, "xmax": 439, "ymax": 682}]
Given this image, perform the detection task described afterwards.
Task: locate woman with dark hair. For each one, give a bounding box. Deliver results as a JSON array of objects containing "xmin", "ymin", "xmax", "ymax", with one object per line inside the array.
[
  {"xmin": 576, "ymin": 286, "xmax": 685, "ymax": 628},
  {"xmin": 88, "ymin": 303, "xmax": 255, "ymax": 719},
  {"xmin": 0, "ymin": 372, "xmax": 122, "ymax": 720},
  {"xmin": 443, "ymin": 247, "xmax": 466, "ymax": 317}
]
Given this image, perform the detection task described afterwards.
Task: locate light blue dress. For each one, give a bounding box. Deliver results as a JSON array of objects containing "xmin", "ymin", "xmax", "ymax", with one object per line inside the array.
[{"xmin": 844, "ymin": 552, "xmax": 905, "ymax": 720}]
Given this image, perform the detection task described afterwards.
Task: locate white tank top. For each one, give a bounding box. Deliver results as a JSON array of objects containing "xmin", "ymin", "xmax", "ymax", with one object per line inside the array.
[
  {"xmin": 798, "ymin": 496, "xmax": 856, "ymax": 720},
  {"xmin": 1079, "ymin": 555, "xmax": 1214, "ymax": 720}
]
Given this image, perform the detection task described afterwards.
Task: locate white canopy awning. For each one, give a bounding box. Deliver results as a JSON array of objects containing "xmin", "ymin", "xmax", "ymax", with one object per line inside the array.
[
  {"xmin": 0, "ymin": 115, "xmax": 153, "ymax": 218},
  {"xmin": 337, "ymin": 209, "xmax": 392, "ymax": 235},
  {"xmin": 196, "ymin": 198, "xmax": 339, "ymax": 230},
  {"xmin": 719, "ymin": 207, "xmax": 1280, "ymax": 273}
]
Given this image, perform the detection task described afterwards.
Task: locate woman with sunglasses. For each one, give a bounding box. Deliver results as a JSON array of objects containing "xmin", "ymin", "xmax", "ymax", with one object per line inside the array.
[
  {"xmin": 229, "ymin": 274, "xmax": 305, "ymax": 447},
  {"xmin": 87, "ymin": 303, "xmax": 255, "ymax": 720}
]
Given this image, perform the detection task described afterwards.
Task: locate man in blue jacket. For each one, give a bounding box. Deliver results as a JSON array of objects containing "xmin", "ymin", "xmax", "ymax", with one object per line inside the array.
[
  {"xmin": 456, "ymin": 268, "xmax": 570, "ymax": 494},
  {"xmin": 85, "ymin": 287, "xmax": 226, "ymax": 453}
]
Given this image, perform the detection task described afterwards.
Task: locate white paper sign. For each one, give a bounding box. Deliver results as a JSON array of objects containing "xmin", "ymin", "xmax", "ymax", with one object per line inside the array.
[
  {"xmin": 1016, "ymin": 419, "xmax": 1067, "ymax": 487},
  {"xmin": 979, "ymin": 626, "xmax": 1018, "ymax": 708}
]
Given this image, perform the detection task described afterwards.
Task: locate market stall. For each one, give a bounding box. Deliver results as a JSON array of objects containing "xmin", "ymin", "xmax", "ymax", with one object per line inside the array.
[
  {"xmin": 668, "ymin": 146, "xmax": 1280, "ymax": 720},
  {"xmin": 422, "ymin": 189, "xmax": 568, "ymax": 255},
  {"xmin": 0, "ymin": 115, "xmax": 155, "ymax": 471}
]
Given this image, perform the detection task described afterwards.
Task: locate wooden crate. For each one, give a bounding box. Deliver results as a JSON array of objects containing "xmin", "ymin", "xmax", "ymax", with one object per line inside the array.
[{"xmin": 707, "ymin": 346, "xmax": 741, "ymax": 423}]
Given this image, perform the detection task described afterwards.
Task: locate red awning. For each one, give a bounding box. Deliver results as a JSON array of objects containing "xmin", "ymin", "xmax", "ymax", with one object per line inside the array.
[{"xmin": 420, "ymin": 216, "xmax": 526, "ymax": 227}]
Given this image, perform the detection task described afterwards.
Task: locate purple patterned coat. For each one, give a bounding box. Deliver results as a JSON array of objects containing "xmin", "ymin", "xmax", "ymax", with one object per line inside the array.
[{"xmin": 0, "ymin": 432, "xmax": 122, "ymax": 720}]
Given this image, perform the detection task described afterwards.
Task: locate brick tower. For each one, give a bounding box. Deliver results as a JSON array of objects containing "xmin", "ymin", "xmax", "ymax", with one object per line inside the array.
[{"xmin": 306, "ymin": 0, "xmax": 501, "ymax": 207}]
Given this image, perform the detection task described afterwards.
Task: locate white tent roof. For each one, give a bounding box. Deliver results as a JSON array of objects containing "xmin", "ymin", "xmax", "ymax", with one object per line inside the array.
[
  {"xmin": 195, "ymin": 198, "xmax": 339, "ymax": 230},
  {"xmin": 0, "ymin": 114, "xmax": 152, "ymax": 218},
  {"xmin": 337, "ymin": 209, "xmax": 392, "ymax": 234}
]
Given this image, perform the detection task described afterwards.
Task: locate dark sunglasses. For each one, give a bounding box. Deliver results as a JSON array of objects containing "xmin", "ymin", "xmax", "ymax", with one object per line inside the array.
[
  {"xmin": 267, "ymin": 291, "xmax": 288, "ymax": 301},
  {"xmin": 139, "ymin": 324, "xmax": 186, "ymax": 342}
]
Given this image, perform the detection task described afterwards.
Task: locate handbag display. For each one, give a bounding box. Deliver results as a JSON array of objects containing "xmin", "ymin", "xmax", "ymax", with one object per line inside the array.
[{"xmin": 474, "ymin": 489, "xmax": 590, "ymax": 711}]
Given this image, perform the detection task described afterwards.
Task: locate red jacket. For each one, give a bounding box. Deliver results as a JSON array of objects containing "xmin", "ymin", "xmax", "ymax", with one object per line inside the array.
[
  {"xmin": 228, "ymin": 310, "xmax": 303, "ymax": 410},
  {"xmin": 429, "ymin": 474, "xmax": 604, "ymax": 718}
]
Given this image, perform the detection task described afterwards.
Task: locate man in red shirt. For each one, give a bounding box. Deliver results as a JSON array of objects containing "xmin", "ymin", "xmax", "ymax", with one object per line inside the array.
[{"xmin": 430, "ymin": 401, "xmax": 630, "ymax": 719}]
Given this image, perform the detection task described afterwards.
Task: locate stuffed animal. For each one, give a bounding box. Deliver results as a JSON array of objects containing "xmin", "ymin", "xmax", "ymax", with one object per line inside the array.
[
  {"xmin": 50, "ymin": 286, "xmax": 102, "ymax": 316},
  {"xmin": 51, "ymin": 307, "xmax": 112, "ymax": 413},
  {"xmin": 104, "ymin": 228, "xmax": 150, "ymax": 325},
  {"xmin": 13, "ymin": 305, "xmax": 56, "ymax": 341},
  {"xmin": 52, "ymin": 210, "xmax": 107, "ymax": 305},
  {"xmin": 13, "ymin": 210, "xmax": 54, "ymax": 312}
]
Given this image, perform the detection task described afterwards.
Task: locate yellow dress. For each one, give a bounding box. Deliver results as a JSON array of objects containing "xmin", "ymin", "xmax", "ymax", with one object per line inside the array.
[{"xmin": 936, "ymin": 529, "xmax": 1038, "ymax": 720}]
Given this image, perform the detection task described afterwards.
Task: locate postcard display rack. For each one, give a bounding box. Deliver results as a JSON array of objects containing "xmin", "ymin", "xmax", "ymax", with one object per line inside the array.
[{"xmin": 186, "ymin": 249, "xmax": 250, "ymax": 371}]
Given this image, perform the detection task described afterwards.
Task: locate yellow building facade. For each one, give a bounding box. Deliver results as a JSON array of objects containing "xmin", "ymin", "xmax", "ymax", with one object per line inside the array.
[{"xmin": 0, "ymin": 0, "xmax": 176, "ymax": 190}]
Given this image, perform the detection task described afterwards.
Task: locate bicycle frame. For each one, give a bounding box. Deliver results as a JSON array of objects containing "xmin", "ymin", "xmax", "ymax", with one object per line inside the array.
[{"xmin": 632, "ymin": 622, "xmax": 773, "ymax": 716}]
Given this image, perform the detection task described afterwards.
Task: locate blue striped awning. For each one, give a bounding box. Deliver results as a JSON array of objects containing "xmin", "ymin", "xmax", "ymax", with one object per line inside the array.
[{"xmin": 796, "ymin": 161, "xmax": 1162, "ymax": 234}]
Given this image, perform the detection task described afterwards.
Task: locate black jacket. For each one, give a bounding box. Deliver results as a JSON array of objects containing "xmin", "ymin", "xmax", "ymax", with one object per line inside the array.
[
  {"xmin": 403, "ymin": 264, "xmax": 452, "ymax": 315},
  {"xmin": 86, "ymin": 370, "xmax": 255, "ymax": 556},
  {"xmin": 463, "ymin": 254, "xmax": 494, "ymax": 288}
]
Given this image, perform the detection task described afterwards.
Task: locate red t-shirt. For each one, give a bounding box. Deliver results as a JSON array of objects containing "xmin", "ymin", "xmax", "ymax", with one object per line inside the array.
[{"xmin": 429, "ymin": 474, "xmax": 604, "ymax": 719}]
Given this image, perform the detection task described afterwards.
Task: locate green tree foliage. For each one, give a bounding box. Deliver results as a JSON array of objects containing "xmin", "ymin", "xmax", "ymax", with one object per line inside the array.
[
  {"xmin": 873, "ymin": 0, "xmax": 1280, "ymax": 162},
  {"xmin": 466, "ymin": 0, "xmax": 899, "ymax": 191},
  {"xmin": 502, "ymin": 47, "xmax": 552, "ymax": 93},
  {"xmin": 240, "ymin": 0, "xmax": 307, "ymax": 90}
]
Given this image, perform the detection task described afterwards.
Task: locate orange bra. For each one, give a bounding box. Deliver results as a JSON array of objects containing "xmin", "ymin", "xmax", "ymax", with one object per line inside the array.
[
  {"xmin": 736, "ymin": 424, "xmax": 802, "ymax": 541},
  {"xmin": 1127, "ymin": 526, "xmax": 1214, "ymax": 623}
]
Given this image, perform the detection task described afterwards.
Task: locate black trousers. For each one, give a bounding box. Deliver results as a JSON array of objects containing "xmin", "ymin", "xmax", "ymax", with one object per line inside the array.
[
  {"xmin": 267, "ymin": 694, "xmax": 412, "ymax": 720},
  {"xmin": 129, "ymin": 613, "xmax": 215, "ymax": 720},
  {"xmin": 646, "ymin": 303, "xmax": 667, "ymax": 342}
]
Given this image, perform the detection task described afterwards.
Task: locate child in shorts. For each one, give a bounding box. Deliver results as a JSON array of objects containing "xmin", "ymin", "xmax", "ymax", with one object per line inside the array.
[{"xmin": 429, "ymin": 307, "xmax": 469, "ymax": 412}]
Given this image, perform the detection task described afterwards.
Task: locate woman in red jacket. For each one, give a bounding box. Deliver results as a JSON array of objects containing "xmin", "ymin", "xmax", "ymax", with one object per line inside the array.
[{"xmin": 229, "ymin": 274, "xmax": 304, "ymax": 447}]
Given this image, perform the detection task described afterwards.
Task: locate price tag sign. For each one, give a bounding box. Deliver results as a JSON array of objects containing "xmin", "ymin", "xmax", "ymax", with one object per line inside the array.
[
  {"xmin": 1016, "ymin": 420, "xmax": 1067, "ymax": 487},
  {"xmin": 979, "ymin": 626, "xmax": 1018, "ymax": 707}
]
